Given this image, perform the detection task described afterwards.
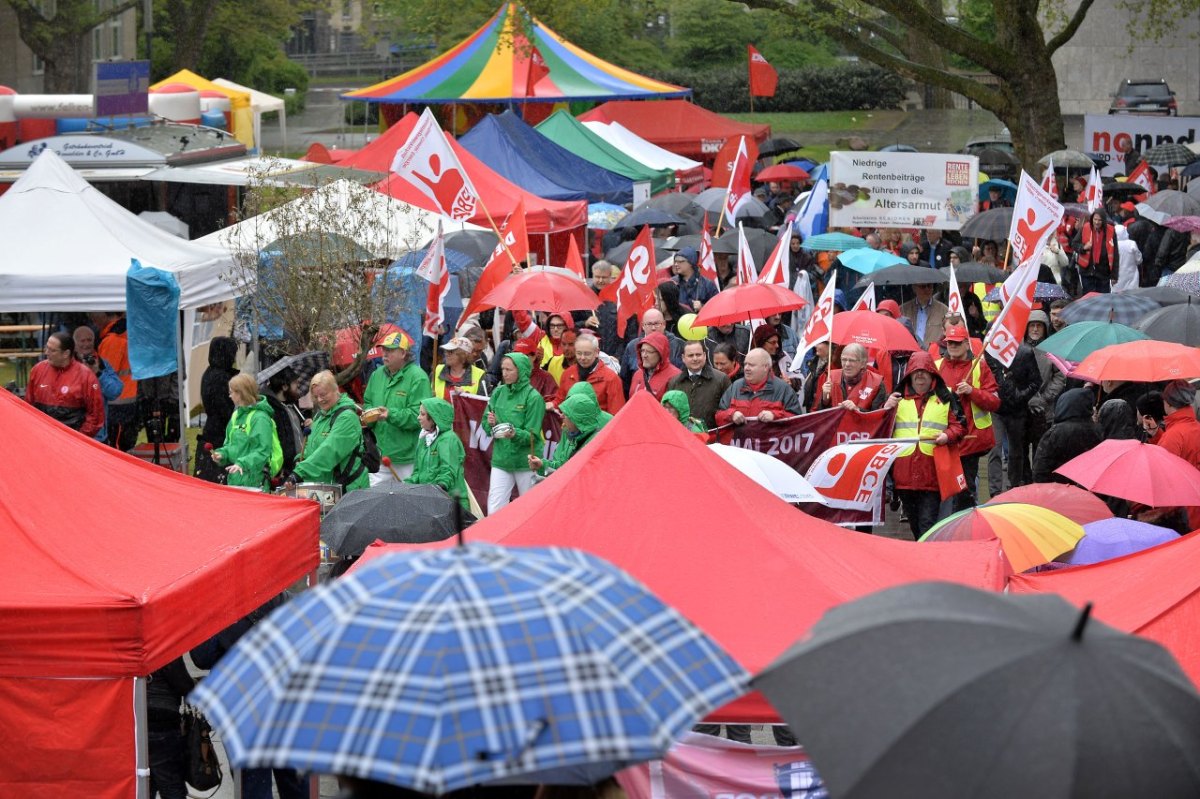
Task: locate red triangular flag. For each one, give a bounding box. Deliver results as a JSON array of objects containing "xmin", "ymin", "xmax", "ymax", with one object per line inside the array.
[
  {"xmin": 461, "ymin": 200, "xmax": 528, "ymax": 322},
  {"xmin": 748, "ymin": 45, "xmax": 778, "ymax": 98},
  {"xmin": 565, "ymin": 234, "xmax": 586, "ymax": 279},
  {"xmin": 604, "ymin": 226, "xmax": 658, "ymax": 330}
]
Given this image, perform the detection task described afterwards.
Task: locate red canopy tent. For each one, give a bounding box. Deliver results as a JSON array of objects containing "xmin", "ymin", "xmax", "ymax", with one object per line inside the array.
[
  {"xmin": 577, "ymin": 99, "xmax": 771, "ymax": 165},
  {"xmin": 358, "ymin": 393, "xmax": 1006, "ymax": 720},
  {"xmin": 1009, "ymin": 531, "xmax": 1200, "ymax": 689},
  {"xmin": 0, "ymin": 390, "xmax": 319, "ymax": 798},
  {"xmin": 354, "ymin": 112, "xmax": 587, "ymax": 265}
]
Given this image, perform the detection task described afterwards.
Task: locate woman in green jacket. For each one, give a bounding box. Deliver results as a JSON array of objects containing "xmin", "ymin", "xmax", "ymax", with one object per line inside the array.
[
  {"xmin": 212, "ymin": 373, "xmax": 275, "ymax": 490},
  {"xmin": 483, "ymin": 352, "xmax": 545, "ymax": 514},
  {"xmin": 406, "ymin": 397, "xmax": 471, "ymax": 512},
  {"xmin": 528, "ymin": 387, "xmax": 609, "ymax": 477},
  {"xmin": 293, "ymin": 370, "xmax": 369, "ymax": 493}
]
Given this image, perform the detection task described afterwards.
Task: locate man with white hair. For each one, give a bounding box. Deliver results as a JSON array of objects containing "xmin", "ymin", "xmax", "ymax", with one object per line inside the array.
[
  {"xmin": 715, "ymin": 348, "xmax": 802, "ymax": 430},
  {"xmin": 813, "ymin": 342, "xmax": 886, "ymax": 412}
]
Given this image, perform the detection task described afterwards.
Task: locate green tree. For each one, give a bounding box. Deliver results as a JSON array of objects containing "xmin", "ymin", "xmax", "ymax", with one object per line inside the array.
[{"xmin": 6, "ymin": 0, "xmax": 139, "ymax": 92}]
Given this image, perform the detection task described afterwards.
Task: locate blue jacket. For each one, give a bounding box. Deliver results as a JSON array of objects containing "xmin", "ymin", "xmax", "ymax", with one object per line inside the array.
[
  {"xmin": 676, "ymin": 273, "xmax": 717, "ymax": 310},
  {"xmin": 93, "ymin": 357, "xmax": 123, "ymax": 442}
]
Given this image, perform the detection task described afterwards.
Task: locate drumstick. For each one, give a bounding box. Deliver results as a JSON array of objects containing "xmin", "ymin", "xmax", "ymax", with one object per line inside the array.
[{"xmin": 381, "ymin": 455, "xmax": 402, "ymax": 482}]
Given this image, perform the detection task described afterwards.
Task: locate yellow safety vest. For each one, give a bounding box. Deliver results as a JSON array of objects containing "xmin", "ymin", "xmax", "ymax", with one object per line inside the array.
[
  {"xmin": 432, "ymin": 364, "xmax": 485, "ymax": 400},
  {"xmin": 974, "ymin": 283, "xmax": 1000, "ymax": 324},
  {"xmin": 935, "ymin": 357, "xmax": 992, "ymax": 430},
  {"xmin": 894, "ymin": 395, "xmax": 951, "ymax": 456}
]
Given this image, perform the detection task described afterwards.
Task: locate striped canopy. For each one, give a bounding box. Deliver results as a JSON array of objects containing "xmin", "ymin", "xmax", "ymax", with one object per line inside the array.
[{"xmin": 343, "ymin": 3, "xmax": 689, "ymax": 104}]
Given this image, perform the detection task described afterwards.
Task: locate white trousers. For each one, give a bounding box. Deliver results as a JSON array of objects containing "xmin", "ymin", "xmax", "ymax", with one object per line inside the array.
[
  {"xmin": 370, "ymin": 462, "xmax": 413, "ymax": 487},
  {"xmin": 487, "ymin": 467, "xmax": 535, "ymax": 515}
]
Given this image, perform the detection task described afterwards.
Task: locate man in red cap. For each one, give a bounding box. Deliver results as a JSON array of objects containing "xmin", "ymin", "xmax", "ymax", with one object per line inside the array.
[{"xmin": 935, "ymin": 324, "xmax": 1000, "ymax": 510}]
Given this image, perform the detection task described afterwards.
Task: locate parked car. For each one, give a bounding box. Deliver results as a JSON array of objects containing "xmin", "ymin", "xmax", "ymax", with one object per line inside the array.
[
  {"xmin": 1109, "ymin": 79, "xmax": 1178, "ymax": 116},
  {"xmin": 962, "ymin": 130, "xmax": 1013, "ymax": 155}
]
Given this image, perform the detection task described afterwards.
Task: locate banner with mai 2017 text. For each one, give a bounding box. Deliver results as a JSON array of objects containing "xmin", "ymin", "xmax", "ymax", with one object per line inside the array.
[
  {"xmin": 829, "ymin": 151, "xmax": 979, "ymax": 230},
  {"xmin": 718, "ymin": 407, "xmax": 895, "ymax": 526},
  {"xmin": 452, "ymin": 393, "xmax": 562, "ymax": 514}
]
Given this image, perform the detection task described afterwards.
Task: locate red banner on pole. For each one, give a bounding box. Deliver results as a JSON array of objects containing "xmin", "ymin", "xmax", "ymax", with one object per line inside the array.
[{"xmin": 748, "ymin": 45, "xmax": 778, "ymax": 98}]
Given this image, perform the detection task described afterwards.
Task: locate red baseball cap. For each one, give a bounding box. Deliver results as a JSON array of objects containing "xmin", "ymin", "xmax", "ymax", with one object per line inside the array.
[{"xmin": 944, "ymin": 325, "xmax": 970, "ymax": 342}]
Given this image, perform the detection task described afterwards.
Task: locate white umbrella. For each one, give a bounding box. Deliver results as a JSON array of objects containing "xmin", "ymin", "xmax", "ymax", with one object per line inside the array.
[{"xmin": 707, "ymin": 443, "xmax": 828, "ymax": 504}]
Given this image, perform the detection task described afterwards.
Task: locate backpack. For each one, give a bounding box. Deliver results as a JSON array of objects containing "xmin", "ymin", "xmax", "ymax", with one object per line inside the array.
[
  {"xmin": 242, "ymin": 409, "xmax": 284, "ymax": 477},
  {"xmin": 330, "ymin": 406, "xmax": 382, "ymax": 488}
]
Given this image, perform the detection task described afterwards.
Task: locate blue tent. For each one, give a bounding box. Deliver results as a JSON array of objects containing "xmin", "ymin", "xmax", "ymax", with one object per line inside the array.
[{"xmin": 459, "ymin": 111, "xmax": 632, "ymax": 204}]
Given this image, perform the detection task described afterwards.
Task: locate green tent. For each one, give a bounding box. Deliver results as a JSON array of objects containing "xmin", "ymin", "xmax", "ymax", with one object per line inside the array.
[{"xmin": 536, "ymin": 109, "xmax": 676, "ymax": 195}]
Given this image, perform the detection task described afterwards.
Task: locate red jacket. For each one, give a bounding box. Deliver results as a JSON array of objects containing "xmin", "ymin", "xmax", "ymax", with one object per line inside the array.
[
  {"xmin": 629, "ymin": 332, "xmax": 681, "ymax": 401},
  {"xmin": 892, "ymin": 351, "xmax": 967, "ymax": 492},
  {"xmin": 715, "ymin": 375, "xmax": 802, "ymax": 431},
  {"xmin": 555, "ymin": 362, "xmax": 625, "ymax": 414},
  {"xmin": 1075, "ymin": 222, "xmax": 1117, "ymax": 277},
  {"xmin": 26, "ymin": 359, "xmax": 105, "ymax": 437},
  {"xmin": 812, "ymin": 368, "xmax": 885, "ymax": 412},
  {"xmin": 935, "ymin": 355, "xmax": 1000, "ymax": 456},
  {"xmin": 1157, "ymin": 407, "xmax": 1200, "ymax": 531}
]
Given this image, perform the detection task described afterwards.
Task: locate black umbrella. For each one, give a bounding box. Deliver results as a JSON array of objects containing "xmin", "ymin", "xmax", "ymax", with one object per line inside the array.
[
  {"xmin": 855, "ymin": 263, "xmax": 948, "ymax": 288},
  {"xmin": 976, "ymin": 147, "xmax": 1020, "ymax": 180},
  {"xmin": 716, "ymin": 227, "xmax": 776, "ymax": 266},
  {"xmin": 256, "ymin": 351, "xmax": 331, "ymax": 390},
  {"xmin": 665, "ymin": 233, "xmax": 703, "ymax": 252},
  {"xmin": 752, "ymin": 582, "xmax": 1200, "ymax": 799},
  {"xmin": 320, "ymin": 484, "xmax": 466, "ymax": 558},
  {"xmin": 638, "ymin": 193, "xmax": 697, "ymax": 215},
  {"xmin": 604, "ymin": 238, "xmax": 674, "ymax": 266},
  {"xmin": 693, "ymin": 187, "xmax": 771, "ymax": 223},
  {"xmin": 442, "ymin": 229, "xmax": 500, "ymax": 262},
  {"xmin": 758, "ymin": 137, "xmax": 803, "ymax": 158},
  {"xmin": 940, "ymin": 261, "xmax": 1007, "ymax": 283},
  {"xmin": 1134, "ymin": 298, "xmax": 1200, "ymax": 345},
  {"xmin": 960, "ymin": 207, "xmax": 1013, "ymax": 241},
  {"xmin": 1102, "ymin": 182, "xmax": 1148, "ymax": 198},
  {"xmin": 1144, "ymin": 189, "xmax": 1200, "ymax": 217},
  {"xmin": 1126, "ymin": 285, "xmax": 1193, "ymax": 305},
  {"xmin": 613, "ymin": 208, "xmax": 685, "ymax": 229}
]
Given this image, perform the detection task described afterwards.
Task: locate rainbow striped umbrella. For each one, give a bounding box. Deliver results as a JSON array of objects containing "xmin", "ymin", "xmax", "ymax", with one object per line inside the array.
[
  {"xmin": 344, "ymin": 3, "xmax": 690, "ymax": 104},
  {"xmin": 919, "ymin": 503, "xmax": 1084, "ymax": 572}
]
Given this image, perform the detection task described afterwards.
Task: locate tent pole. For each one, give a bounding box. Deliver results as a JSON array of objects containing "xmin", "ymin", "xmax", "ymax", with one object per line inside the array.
[
  {"xmin": 176, "ymin": 310, "xmax": 189, "ymax": 474},
  {"xmin": 134, "ymin": 677, "xmax": 150, "ymax": 799}
]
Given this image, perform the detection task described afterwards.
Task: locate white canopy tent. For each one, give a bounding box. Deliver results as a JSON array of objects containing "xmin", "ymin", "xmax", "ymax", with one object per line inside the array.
[
  {"xmin": 196, "ymin": 178, "xmax": 486, "ymax": 260},
  {"xmin": 212, "ymin": 78, "xmax": 287, "ymax": 154},
  {"xmin": 0, "ymin": 149, "xmax": 237, "ymax": 312},
  {"xmin": 582, "ymin": 120, "xmax": 703, "ymax": 172}
]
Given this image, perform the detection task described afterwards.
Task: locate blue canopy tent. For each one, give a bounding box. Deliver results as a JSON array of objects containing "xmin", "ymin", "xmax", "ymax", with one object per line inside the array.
[{"xmin": 459, "ymin": 111, "xmax": 633, "ymax": 204}]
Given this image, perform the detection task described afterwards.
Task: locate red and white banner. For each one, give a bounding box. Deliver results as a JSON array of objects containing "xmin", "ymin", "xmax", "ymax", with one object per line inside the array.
[
  {"xmin": 723, "ymin": 136, "xmax": 754, "ymax": 224},
  {"xmin": 758, "ymin": 224, "xmax": 791, "ymax": 286},
  {"xmin": 805, "ymin": 440, "xmax": 908, "ymax": 511},
  {"xmin": 699, "ymin": 217, "xmax": 719, "ymax": 284},
  {"xmin": 736, "ymin": 222, "xmax": 759, "ymax": 285},
  {"xmin": 852, "ymin": 282, "xmax": 876, "ymax": 312},
  {"xmin": 946, "ymin": 263, "xmax": 963, "ymax": 317},
  {"xmin": 522, "ymin": 44, "xmax": 550, "ymax": 97},
  {"xmin": 1006, "ymin": 171, "xmax": 1065, "ymax": 273},
  {"xmin": 1127, "ymin": 161, "xmax": 1155, "ymax": 194},
  {"xmin": 791, "ymin": 273, "xmax": 837, "ymax": 375},
  {"xmin": 461, "ymin": 200, "xmax": 528, "ymax": 323},
  {"xmin": 390, "ymin": 108, "xmax": 479, "ymax": 221},
  {"xmin": 748, "ymin": 45, "xmax": 779, "ymax": 98},
  {"xmin": 983, "ymin": 260, "xmax": 1039, "ymax": 367},
  {"xmin": 416, "ymin": 220, "xmax": 449, "ymax": 338},
  {"xmin": 618, "ymin": 733, "xmax": 825, "ymax": 799},
  {"xmin": 605, "ymin": 225, "xmax": 659, "ymax": 331},
  {"xmin": 1041, "ymin": 157, "xmax": 1058, "ymax": 197},
  {"xmin": 1084, "ymin": 165, "xmax": 1104, "ymax": 213},
  {"xmin": 452, "ymin": 393, "xmax": 562, "ymax": 513}
]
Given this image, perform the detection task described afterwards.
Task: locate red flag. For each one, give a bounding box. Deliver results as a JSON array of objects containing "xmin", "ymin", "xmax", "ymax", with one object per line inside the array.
[
  {"xmin": 983, "ymin": 261, "xmax": 1039, "ymax": 367},
  {"xmin": 390, "ymin": 108, "xmax": 480, "ymax": 221},
  {"xmin": 758, "ymin": 225, "xmax": 791, "ymax": 286},
  {"xmin": 736, "ymin": 223, "xmax": 758, "ymax": 285},
  {"xmin": 564, "ymin": 233, "xmax": 585, "ymax": 279},
  {"xmin": 852, "ymin": 282, "xmax": 876, "ymax": 312},
  {"xmin": 1084, "ymin": 166, "xmax": 1103, "ymax": 213},
  {"xmin": 522, "ymin": 44, "xmax": 551, "ymax": 97},
  {"xmin": 747, "ymin": 45, "xmax": 778, "ymax": 98},
  {"xmin": 1127, "ymin": 161, "xmax": 1155, "ymax": 194},
  {"xmin": 605, "ymin": 225, "xmax": 659, "ymax": 331},
  {"xmin": 416, "ymin": 221, "xmax": 450, "ymax": 338},
  {"xmin": 461, "ymin": 201, "xmax": 528, "ymax": 322},
  {"xmin": 698, "ymin": 217, "xmax": 718, "ymax": 284},
  {"xmin": 933, "ymin": 444, "xmax": 968, "ymax": 500}
]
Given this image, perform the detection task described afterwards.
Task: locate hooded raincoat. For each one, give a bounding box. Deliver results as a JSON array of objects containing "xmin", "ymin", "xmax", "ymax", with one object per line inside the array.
[
  {"xmin": 661, "ymin": 389, "xmax": 708, "ymax": 435},
  {"xmin": 363, "ymin": 359, "xmax": 431, "ymax": 467},
  {"xmin": 537, "ymin": 389, "xmax": 609, "ymax": 475},
  {"xmin": 1032, "ymin": 388, "xmax": 1102, "ymax": 484},
  {"xmin": 484, "ymin": 353, "xmax": 546, "ymax": 473},
  {"xmin": 629, "ymin": 331, "xmax": 682, "ymax": 400},
  {"xmin": 216, "ymin": 396, "xmax": 276, "ymax": 490},
  {"xmin": 406, "ymin": 397, "xmax": 470, "ymax": 510},
  {"xmin": 295, "ymin": 393, "xmax": 369, "ymax": 491}
]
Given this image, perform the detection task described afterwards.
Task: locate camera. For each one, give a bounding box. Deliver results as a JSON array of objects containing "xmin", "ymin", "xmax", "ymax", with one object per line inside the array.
[{"xmin": 83, "ymin": 354, "xmax": 97, "ymax": 366}]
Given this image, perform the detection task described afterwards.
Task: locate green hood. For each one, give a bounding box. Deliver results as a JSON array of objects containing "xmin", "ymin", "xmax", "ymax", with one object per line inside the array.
[
  {"xmin": 559, "ymin": 391, "xmax": 603, "ymax": 436},
  {"xmin": 661, "ymin": 390, "xmax": 692, "ymax": 423},
  {"xmin": 420, "ymin": 396, "xmax": 455, "ymax": 432},
  {"xmin": 503, "ymin": 352, "xmax": 532, "ymax": 389},
  {"xmin": 566, "ymin": 380, "xmax": 598, "ymax": 402}
]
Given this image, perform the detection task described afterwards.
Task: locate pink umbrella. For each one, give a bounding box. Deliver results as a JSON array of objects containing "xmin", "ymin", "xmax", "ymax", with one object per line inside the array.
[{"xmin": 1055, "ymin": 439, "xmax": 1200, "ymax": 507}]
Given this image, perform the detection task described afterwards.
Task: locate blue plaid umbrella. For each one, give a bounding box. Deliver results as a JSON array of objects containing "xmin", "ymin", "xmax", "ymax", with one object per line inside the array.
[
  {"xmin": 1059, "ymin": 293, "xmax": 1163, "ymax": 325},
  {"xmin": 191, "ymin": 545, "xmax": 748, "ymax": 794}
]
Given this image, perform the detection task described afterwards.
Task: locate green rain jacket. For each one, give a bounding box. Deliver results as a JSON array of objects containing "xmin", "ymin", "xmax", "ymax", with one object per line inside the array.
[
  {"xmin": 295, "ymin": 393, "xmax": 369, "ymax": 491},
  {"xmin": 537, "ymin": 388, "xmax": 610, "ymax": 475},
  {"xmin": 406, "ymin": 397, "xmax": 470, "ymax": 511},
  {"xmin": 217, "ymin": 396, "xmax": 275, "ymax": 490},
  {"xmin": 484, "ymin": 352, "xmax": 545, "ymax": 472},
  {"xmin": 662, "ymin": 389, "xmax": 708, "ymax": 434},
  {"xmin": 363, "ymin": 360, "xmax": 431, "ymax": 466}
]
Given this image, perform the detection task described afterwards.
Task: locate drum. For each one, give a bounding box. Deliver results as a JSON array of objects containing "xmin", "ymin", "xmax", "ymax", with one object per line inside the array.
[
  {"xmin": 276, "ymin": 482, "xmax": 342, "ymax": 515},
  {"xmin": 492, "ymin": 422, "xmax": 515, "ymax": 438}
]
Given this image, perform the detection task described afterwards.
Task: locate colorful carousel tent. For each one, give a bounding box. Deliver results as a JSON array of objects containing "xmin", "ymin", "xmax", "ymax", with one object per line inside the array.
[
  {"xmin": 536, "ymin": 109, "xmax": 675, "ymax": 195},
  {"xmin": 150, "ymin": 68, "xmax": 254, "ymax": 148},
  {"xmin": 343, "ymin": 3, "xmax": 688, "ymax": 105},
  {"xmin": 459, "ymin": 110, "xmax": 632, "ymax": 203},
  {"xmin": 578, "ymin": 99, "xmax": 770, "ymax": 164}
]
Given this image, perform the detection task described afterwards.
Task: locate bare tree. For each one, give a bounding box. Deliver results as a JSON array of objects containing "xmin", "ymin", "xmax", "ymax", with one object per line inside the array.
[{"xmin": 6, "ymin": 0, "xmax": 139, "ymax": 92}]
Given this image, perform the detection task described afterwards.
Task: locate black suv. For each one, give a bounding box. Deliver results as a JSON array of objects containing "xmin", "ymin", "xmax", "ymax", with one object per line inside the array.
[{"xmin": 1109, "ymin": 79, "xmax": 1178, "ymax": 116}]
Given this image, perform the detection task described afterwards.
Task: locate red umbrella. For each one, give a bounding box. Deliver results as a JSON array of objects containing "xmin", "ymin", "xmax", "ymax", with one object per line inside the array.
[
  {"xmin": 481, "ymin": 267, "xmax": 598, "ymax": 314},
  {"xmin": 693, "ymin": 283, "xmax": 807, "ymax": 327},
  {"xmin": 756, "ymin": 164, "xmax": 810, "ymax": 182},
  {"xmin": 831, "ymin": 310, "xmax": 921, "ymax": 352},
  {"xmin": 333, "ymin": 323, "xmax": 403, "ymax": 367},
  {"xmin": 1073, "ymin": 340, "xmax": 1200, "ymax": 383},
  {"xmin": 986, "ymin": 483, "xmax": 1113, "ymax": 525},
  {"xmin": 1055, "ymin": 439, "xmax": 1200, "ymax": 507}
]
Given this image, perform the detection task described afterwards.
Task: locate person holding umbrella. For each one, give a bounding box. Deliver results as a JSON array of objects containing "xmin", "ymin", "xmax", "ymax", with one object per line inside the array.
[
  {"xmin": 212, "ymin": 373, "xmax": 277, "ymax": 491},
  {"xmin": 405, "ymin": 397, "xmax": 470, "ymax": 512},
  {"xmin": 363, "ymin": 331, "xmax": 431, "ymax": 485},
  {"xmin": 484, "ymin": 352, "xmax": 544, "ymax": 514}
]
